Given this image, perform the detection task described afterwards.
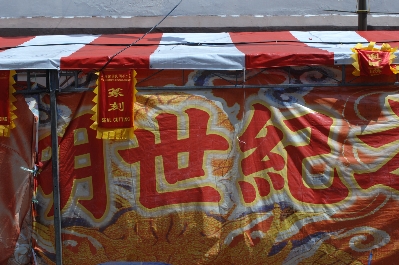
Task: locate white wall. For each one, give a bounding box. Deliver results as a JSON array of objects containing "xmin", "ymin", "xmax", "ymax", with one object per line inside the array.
[{"xmin": 0, "ymin": 0, "xmax": 393, "ymax": 18}]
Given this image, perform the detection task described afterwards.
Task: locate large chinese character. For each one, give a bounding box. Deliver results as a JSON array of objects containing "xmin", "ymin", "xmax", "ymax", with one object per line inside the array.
[
  {"xmin": 284, "ymin": 112, "xmax": 348, "ymax": 204},
  {"xmin": 354, "ymin": 99, "xmax": 399, "ymax": 191},
  {"xmin": 118, "ymin": 108, "xmax": 229, "ymax": 209},
  {"xmin": 237, "ymin": 103, "xmax": 285, "ymax": 203},
  {"xmin": 38, "ymin": 114, "xmax": 109, "ymax": 221}
]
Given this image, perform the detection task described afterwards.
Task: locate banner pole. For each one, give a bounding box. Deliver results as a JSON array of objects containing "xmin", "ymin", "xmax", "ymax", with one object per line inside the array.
[{"xmin": 49, "ymin": 70, "xmax": 63, "ymax": 265}]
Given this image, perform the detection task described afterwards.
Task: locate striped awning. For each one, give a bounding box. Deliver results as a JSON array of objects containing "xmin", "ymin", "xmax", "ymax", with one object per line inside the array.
[{"xmin": 1, "ymin": 31, "xmax": 399, "ymax": 70}]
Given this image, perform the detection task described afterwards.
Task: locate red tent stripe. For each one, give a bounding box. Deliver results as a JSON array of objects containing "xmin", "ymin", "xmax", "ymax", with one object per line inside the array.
[
  {"xmin": 229, "ymin": 31, "xmax": 334, "ymax": 69},
  {"xmin": 356, "ymin": 31, "xmax": 399, "ymax": 46},
  {"xmin": 60, "ymin": 33, "xmax": 163, "ymax": 70},
  {"xmin": 0, "ymin": 36, "xmax": 36, "ymax": 52}
]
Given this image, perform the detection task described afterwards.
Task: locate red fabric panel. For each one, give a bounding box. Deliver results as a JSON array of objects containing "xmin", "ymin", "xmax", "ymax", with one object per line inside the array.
[
  {"xmin": 357, "ymin": 31, "xmax": 399, "ymax": 47},
  {"xmin": 98, "ymin": 70, "xmax": 134, "ymax": 128},
  {"xmin": 0, "ymin": 36, "xmax": 35, "ymax": 51},
  {"xmin": 60, "ymin": 33, "xmax": 163, "ymax": 70},
  {"xmin": 0, "ymin": 71, "xmax": 10, "ymax": 125},
  {"xmin": 357, "ymin": 49, "xmax": 392, "ymax": 76},
  {"xmin": 229, "ymin": 32, "xmax": 334, "ymax": 69},
  {"xmin": 0, "ymin": 95, "xmax": 33, "ymax": 264}
]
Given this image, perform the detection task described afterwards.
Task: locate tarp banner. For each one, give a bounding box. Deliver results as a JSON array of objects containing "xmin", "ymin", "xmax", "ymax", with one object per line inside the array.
[{"xmin": 33, "ymin": 67, "xmax": 399, "ymax": 264}]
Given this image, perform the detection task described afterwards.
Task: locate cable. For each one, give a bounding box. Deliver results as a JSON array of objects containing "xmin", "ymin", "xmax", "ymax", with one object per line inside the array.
[
  {"xmin": 98, "ymin": 0, "xmax": 183, "ymax": 71},
  {"xmin": 4, "ymin": 39, "xmax": 399, "ymax": 52},
  {"xmin": 324, "ymin": 9, "xmax": 399, "ymax": 15}
]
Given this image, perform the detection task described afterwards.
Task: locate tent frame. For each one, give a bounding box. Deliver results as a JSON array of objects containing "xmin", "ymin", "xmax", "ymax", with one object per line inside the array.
[
  {"xmin": 49, "ymin": 70, "xmax": 62, "ymax": 265},
  {"xmin": 15, "ymin": 66, "xmax": 399, "ymax": 96}
]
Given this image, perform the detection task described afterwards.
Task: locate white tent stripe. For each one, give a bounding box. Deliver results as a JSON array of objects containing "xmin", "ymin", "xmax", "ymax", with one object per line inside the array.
[
  {"xmin": 149, "ymin": 33, "xmax": 245, "ymax": 70},
  {"xmin": 0, "ymin": 35, "xmax": 99, "ymax": 70},
  {"xmin": 290, "ymin": 31, "xmax": 368, "ymax": 65}
]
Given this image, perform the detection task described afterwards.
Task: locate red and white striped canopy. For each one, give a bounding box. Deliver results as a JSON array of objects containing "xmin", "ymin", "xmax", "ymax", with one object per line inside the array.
[{"xmin": 1, "ymin": 31, "xmax": 399, "ymax": 70}]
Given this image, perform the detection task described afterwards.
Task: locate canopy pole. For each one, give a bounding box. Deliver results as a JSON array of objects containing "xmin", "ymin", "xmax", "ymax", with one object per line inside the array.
[
  {"xmin": 49, "ymin": 70, "xmax": 63, "ymax": 265},
  {"xmin": 357, "ymin": 0, "xmax": 368, "ymax": 31}
]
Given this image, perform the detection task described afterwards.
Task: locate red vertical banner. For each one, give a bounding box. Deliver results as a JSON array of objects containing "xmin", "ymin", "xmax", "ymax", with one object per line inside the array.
[
  {"xmin": 0, "ymin": 71, "xmax": 10, "ymax": 126},
  {"xmin": 352, "ymin": 42, "xmax": 399, "ymax": 76},
  {"xmin": 91, "ymin": 70, "xmax": 136, "ymax": 139},
  {"xmin": 357, "ymin": 49, "xmax": 391, "ymax": 76},
  {"xmin": 0, "ymin": 70, "xmax": 17, "ymax": 137}
]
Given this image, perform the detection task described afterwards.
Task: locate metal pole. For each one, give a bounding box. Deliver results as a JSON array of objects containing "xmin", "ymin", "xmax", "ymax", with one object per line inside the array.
[
  {"xmin": 357, "ymin": 0, "xmax": 368, "ymax": 31},
  {"xmin": 49, "ymin": 70, "xmax": 63, "ymax": 265},
  {"xmin": 342, "ymin": 65, "xmax": 347, "ymax": 86}
]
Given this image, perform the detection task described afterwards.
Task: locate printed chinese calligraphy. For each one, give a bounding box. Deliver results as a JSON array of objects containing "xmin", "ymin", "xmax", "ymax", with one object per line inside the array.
[
  {"xmin": 284, "ymin": 112, "xmax": 349, "ymax": 204},
  {"xmin": 354, "ymin": 99, "xmax": 399, "ymax": 191},
  {"xmin": 238, "ymin": 104, "xmax": 285, "ymax": 203},
  {"xmin": 118, "ymin": 102, "xmax": 351, "ymax": 210},
  {"xmin": 118, "ymin": 108, "xmax": 229, "ymax": 209},
  {"xmin": 39, "ymin": 114, "xmax": 109, "ymax": 221},
  {"xmin": 40, "ymin": 98, "xmax": 399, "ymax": 216},
  {"xmin": 238, "ymin": 103, "xmax": 348, "ymax": 205}
]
